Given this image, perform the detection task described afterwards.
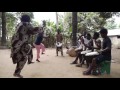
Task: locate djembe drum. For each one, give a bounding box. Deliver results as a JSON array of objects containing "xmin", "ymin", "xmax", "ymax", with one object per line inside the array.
[{"xmin": 67, "ymin": 48, "xmax": 77, "ymax": 57}]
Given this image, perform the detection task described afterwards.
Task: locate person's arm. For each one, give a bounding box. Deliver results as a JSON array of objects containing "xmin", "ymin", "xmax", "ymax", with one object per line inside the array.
[
  {"xmin": 81, "ymin": 37, "xmax": 87, "ymax": 50},
  {"xmin": 96, "ymin": 40, "xmax": 101, "ymax": 49},
  {"xmin": 27, "ymin": 24, "xmax": 42, "ymax": 35},
  {"xmin": 93, "ymin": 40, "xmax": 101, "ymax": 49},
  {"xmin": 43, "ymin": 34, "xmax": 49, "ymax": 38},
  {"xmin": 98, "ymin": 39, "xmax": 111, "ymax": 53},
  {"xmin": 81, "ymin": 37, "xmax": 85, "ymax": 45}
]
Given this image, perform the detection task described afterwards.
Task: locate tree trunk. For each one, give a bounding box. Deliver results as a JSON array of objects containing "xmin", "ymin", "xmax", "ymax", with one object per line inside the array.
[
  {"xmin": 56, "ymin": 12, "xmax": 58, "ymax": 30},
  {"xmin": 1, "ymin": 12, "xmax": 7, "ymax": 46},
  {"xmin": 72, "ymin": 12, "xmax": 77, "ymax": 46}
]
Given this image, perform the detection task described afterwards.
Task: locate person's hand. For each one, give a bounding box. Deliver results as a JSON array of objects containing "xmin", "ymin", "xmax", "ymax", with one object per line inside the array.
[
  {"xmin": 86, "ymin": 45, "xmax": 92, "ymax": 49},
  {"xmin": 97, "ymin": 50, "xmax": 103, "ymax": 54},
  {"xmin": 90, "ymin": 46, "xmax": 94, "ymax": 49}
]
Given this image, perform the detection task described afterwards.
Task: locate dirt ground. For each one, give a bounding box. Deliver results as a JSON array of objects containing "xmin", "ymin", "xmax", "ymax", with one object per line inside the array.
[{"xmin": 0, "ymin": 48, "xmax": 120, "ymax": 78}]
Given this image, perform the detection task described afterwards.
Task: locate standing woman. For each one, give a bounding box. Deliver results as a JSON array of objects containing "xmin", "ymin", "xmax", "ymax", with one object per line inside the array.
[
  {"xmin": 34, "ymin": 31, "xmax": 46, "ymax": 62},
  {"xmin": 34, "ymin": 32, "xmax": 43, "ymax": 62},
  {"xmin": 11, "ymin": 15, "xmax": 42, "ymax": 78}
]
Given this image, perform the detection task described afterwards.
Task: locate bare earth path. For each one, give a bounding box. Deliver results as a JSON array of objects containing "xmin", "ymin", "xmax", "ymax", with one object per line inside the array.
[{"xmin": 0, "ymin": 48, "xmax": 120, "ymax": 78}]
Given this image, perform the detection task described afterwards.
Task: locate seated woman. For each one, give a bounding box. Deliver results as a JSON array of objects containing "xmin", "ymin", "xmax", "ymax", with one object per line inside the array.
[
  {"xmin": 83, "ymin": 28, "xmax": 112, "ymax": 75},
  {"xmin": 76, "ymin": 33, "xmax": 92, "ymax": 67},
  {"xmin": 71, "ymin": 31, "xmax": 88, "ymax": 64},
  {"xmin": 34, "ymin": 31, "xmax": 46, "ymax": 62}
]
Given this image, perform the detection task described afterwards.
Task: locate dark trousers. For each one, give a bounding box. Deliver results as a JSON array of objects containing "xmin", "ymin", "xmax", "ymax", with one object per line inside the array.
[
  {"xmin": 14, "ymin": 57, "xmax": 27, "ymax": 74},
  {"xmin": 14, "ymin": 49, "xmax": 33, "ymax": 75}
]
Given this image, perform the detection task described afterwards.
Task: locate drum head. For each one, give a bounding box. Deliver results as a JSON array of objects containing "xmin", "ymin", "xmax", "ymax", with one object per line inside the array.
[
  {"xmin": 81, "ymin": 50, "xmax": 91, "ymax": 54},
  {"xmin": 56, "ymin": 42, "xmax": 62, "ymax": 47},
  {"xmin": 85, "ymin": 52, "xmax": 99, "ymax": 56}
]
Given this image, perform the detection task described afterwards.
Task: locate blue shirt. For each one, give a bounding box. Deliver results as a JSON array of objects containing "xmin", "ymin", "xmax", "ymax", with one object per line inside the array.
[{"xmin": 35, "ymin": 34, "xmax": 43, "ymax": 45}]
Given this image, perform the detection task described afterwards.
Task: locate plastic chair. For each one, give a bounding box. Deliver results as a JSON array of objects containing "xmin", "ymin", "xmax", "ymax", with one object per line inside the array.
[{"xmin": 100, "ymin": 61, "xmax": 111, "ymax": 74}]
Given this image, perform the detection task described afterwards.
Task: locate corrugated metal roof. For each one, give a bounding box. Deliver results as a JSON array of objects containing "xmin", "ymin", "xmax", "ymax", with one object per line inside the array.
[{"xmin": 108, "ymin": 29, "xmax": 120, "ymax": 36}]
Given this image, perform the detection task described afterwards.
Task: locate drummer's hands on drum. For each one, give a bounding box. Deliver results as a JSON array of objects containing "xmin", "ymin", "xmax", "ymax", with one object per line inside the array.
[
  {"xmin": 97, "ymin": 50, "xmax": 103, "ymax": 54},
  {"xmin": 86, "ymin": 45, "xmax": 93, "ymax": 49},
  {"xmin": 85, "ymin": 44, "xmax": 89, "ymax": 48}
]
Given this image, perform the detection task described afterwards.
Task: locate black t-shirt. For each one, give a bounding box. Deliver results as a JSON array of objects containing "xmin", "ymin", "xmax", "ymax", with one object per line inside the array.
[
  {"xmin": 102, "ymin": 36, "xmax": 112, "ymax": 61},
  {"xmin": 35, "ymin": 34, "xmax": 43, "ymax": 45}
]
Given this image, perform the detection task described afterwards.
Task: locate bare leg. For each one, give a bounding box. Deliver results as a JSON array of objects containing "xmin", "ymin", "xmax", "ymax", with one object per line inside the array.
[
  {"xmin": 56, "ymin": 47, "xmax": 58, "ymax": 56},
  {"xmin": 40, "ymin": 43, "xmax": 45, "ymax": 54},
  {"xmin": 83, "ymin": 58, "xmax": 97, "ymax": 75},
  {"xmin": 71, "ymin": 55, "xmax": 79, "ymax": 64},
  {"xmin": 61, "ymin": 47, "xmax": 63, "ymax": 56},
  {"xmin": 71, "ymin": 51, "xmax": 81, "ymax": 64},
  {"xmin": 76, "ymin": 54, "xmax": 85, "ymax": 67}
]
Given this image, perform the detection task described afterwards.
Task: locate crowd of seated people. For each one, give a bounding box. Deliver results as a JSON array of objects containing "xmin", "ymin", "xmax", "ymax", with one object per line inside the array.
[{"xmin": 70, "ymin": 28, "xmax": 112, "ymax": 76}]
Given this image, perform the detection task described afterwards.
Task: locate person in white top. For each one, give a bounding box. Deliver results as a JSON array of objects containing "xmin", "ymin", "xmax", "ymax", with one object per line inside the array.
[
  {"xmin": 71, "ymin": 33, "xmax": 91, "ymax": 64},
  {"xmin": 75, "ymin": 33, "xmax": 92, "ymax": 67},
  {"xmin": 84, "ymin": 32, "xmax": 101, "ymax": 67},
  {"xmin": 70, "ymin": 35, "xmax": 83, "ymax": 64}
]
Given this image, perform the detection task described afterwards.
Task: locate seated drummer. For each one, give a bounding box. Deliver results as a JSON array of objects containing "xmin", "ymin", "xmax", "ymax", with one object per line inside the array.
[
  {"xmin": 73, "ymin": 33, "xmax": 92, "ymax": 67},
  {"xmin": 70, "ymin": 35, "xmax": 83, "ymax": 63},
  {"xmin": 83, "ymin": 28, "xmax": 112, "ymax": 75},
  {"xmin": 70, "ymin": 32, "xmax": 87, "ymax": 64},
  {"xmin": 85, "ymin": 32, "xmax": 101, "ymax": 67}
]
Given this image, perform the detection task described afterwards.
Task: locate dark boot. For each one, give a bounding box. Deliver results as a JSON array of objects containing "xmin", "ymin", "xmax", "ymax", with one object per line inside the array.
[
  {"xmin": 36, "ymin": 59, "xmax": 40, "ymax": 62},
  {"xmin": 28, "ymin": 61, "xmax": 34, "ymax": 64},
  {"xmin": 14, "ymin": 68, "xmax": 23, "ymax": 78},
  {"xmin": 13, "ymin": 73, "xmax": 23, "ymax": 78},
  {"xmin": 42, "ymin": 52, "xmax": 45, "ymax": 54}
]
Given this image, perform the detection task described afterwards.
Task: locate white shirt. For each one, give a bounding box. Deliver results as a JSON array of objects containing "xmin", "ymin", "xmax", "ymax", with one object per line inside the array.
[{"xmin": 82, "ymin": 36, "xmax": 91, "ymax": 50}]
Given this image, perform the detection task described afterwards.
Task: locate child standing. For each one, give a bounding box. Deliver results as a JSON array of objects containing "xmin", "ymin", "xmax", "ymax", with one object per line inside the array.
[{"xmin": 34, "ymin": 31, "xmax": 45, "ymax": 62}]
